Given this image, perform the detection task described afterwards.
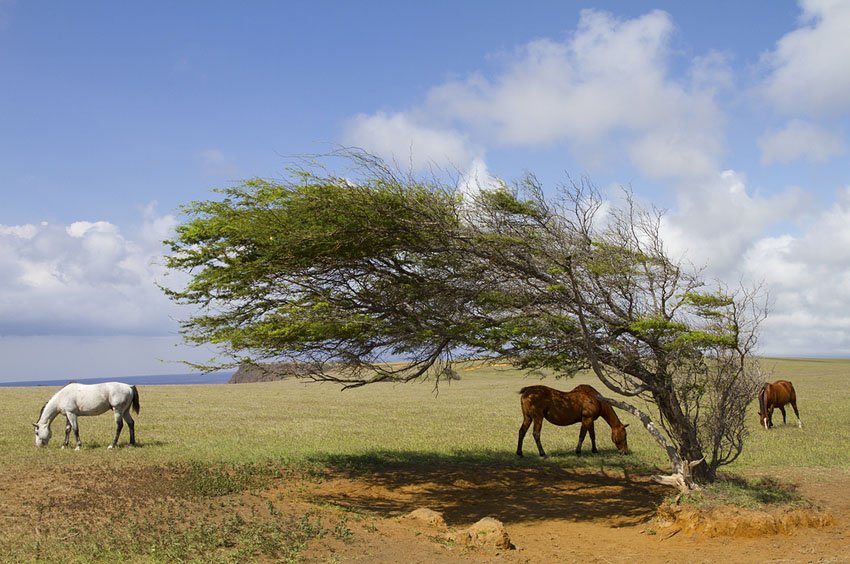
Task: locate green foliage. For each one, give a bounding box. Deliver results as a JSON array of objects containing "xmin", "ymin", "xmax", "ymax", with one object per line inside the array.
[
  {"xmin": 477, "ymin": 188, "xmax": 541, "ymax": 217},
  {"xmin": 161, "ymin": 155, "xmax": 765, "ymax": 483}
]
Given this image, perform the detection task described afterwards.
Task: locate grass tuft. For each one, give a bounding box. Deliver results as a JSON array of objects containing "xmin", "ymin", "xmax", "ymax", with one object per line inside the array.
[{"xmin": 676, "ymin": 474, "xmax": 804, "ymax": 510}]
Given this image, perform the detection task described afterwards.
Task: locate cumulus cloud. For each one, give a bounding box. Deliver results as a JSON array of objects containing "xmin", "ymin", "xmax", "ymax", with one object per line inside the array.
[
  {"xmin": 342, "ymin": 112, "xmax": 476, "ymax": 170},
  {"xmin": 0, "ymin": 209, "xmax": 180, "ymax": 338},
  {"xmin": 344, "ymin": 9, "xmax": 728, "ymax": 181},
  {"xmin": 760, "ymin": 0, "xmax": 850, "ymax": 116},
  {"xmin": 758, "ymin": 119, "xmax": 846, "ymax": 164},
  {"xmin": 661, "ymin": 170, "xmax": 808, "ymax": 276},
  {"xmin": 742, "ymin": 187, "xmax": 850, "ymax": 356}
]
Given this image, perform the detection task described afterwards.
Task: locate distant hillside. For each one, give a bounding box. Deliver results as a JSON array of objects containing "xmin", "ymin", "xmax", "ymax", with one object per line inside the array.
[{"xmin": 228, "ymin": 362, "xmax": 314, "ymax": 383}]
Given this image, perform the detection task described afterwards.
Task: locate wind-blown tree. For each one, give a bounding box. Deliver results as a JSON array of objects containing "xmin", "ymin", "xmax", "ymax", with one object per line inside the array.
[{"xmin": 163, "ymin": 152, "xmax": 765, "ymax": 487}]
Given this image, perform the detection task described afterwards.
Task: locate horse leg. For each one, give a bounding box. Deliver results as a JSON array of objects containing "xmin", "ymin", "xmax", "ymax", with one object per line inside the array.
[
  {"xmin": 790, "ymin": 399, "xmax": 802, "ymax": 428},
  {"xmin": 575, "ymin": 424, "xmax": 587, "ymax": 456},
  {"xmin": 586, "ymin": 419, "xmax": 598, "ymax": 454},
  {"xmin": 124, "ymin": 410, "xmax": 136, "ymax": 446},
  {"xmin": 66, "ymin": 413, "xmax": 81, "ymax": 450},
  {"xmin": 109, "ymin": 409, "xmax": 124, "ymax": 449},
  {"xmin": 63, "ymin": 417, "xmax": 72, "ymax": 449},
  {"xmin": 532, "ymin": 417, "xmax": 547, "ymax": 457},
  {"xmin": 767, "ymin": 407, "xmax": 774, "ymax": 429},
  {"xmin": 779, "ymin": 405, "xmax": 787, "ymax": 425},
  {"xmin": 517, "ymin": 414, "xmax": 532, "ymax": 457}
]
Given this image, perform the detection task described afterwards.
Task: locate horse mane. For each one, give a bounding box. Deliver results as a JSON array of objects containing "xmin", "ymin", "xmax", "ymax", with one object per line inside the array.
[
  {"xmin": 37, "ymin": 401, "xmax": 47, "ymax": 421},
  {"xmin": 758, "ymin": 382, "xmax": 768, "ymax": 416}
]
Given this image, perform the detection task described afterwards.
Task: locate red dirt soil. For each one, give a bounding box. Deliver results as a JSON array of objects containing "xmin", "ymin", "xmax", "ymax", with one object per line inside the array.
[
  {"xmin": 2, "ymin": 462, "xmax": 848, "ymax": 562},
  {"xmin": 292, "ymin": 464, "xmax": 848, "ymax": 563}
]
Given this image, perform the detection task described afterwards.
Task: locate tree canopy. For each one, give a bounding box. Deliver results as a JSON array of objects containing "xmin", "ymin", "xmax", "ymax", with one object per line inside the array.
[{"xmin": 163, "ymin": 152, "xmax": 766, "ymax": 486}]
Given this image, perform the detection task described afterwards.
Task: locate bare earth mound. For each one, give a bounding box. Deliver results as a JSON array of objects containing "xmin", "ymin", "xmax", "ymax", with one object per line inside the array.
[{"xmin": 1, "ymin": 462, "xmax": 848, "ymax": 562}]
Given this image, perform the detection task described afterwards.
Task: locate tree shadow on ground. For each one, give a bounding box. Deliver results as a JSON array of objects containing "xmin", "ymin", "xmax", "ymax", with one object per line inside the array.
[{"xmin": 306, "ymin": 450, "xmax": 668, "ymax": 527}]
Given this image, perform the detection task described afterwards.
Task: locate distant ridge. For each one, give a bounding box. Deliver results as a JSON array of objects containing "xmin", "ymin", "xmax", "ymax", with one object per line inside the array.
[
  {"xmin": 0, "ymin": 371, "xmax": 234, "ymax": 388},
  {"xmin": 229, "ymin": 362, "xmax": 313, "ymax": 383}
]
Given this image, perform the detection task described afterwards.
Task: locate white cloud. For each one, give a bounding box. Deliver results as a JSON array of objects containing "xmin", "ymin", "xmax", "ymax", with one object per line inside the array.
[
  {"xmin": 455, "ymin": 158, "xmax": 505, "ymax": 204},
  {"xmin": 0, "ymin": 210, "xmax": 181, "ymax": 337},
  {"xmin": 738, "ymin": 186, "xmax": 850, "ymax": 356},
  {"xmin": 758, "ymin": 119, "xmax": 846, "ymax": 164},
  {"xmin": 760, "ymin": 0, "xmax": 850, "ymax": 116},
  {"xmin": 342, "ymin": 112, "xmax": 475, "ymax": 170},
  {"xmin": 629, "ymin": 130, "xmax": 721, "ymax": 180},
  {"xmin": 661, "ymin": 170, "xmax": 808, "ymax": 275},
  {"xmin": 344, "ymin": 9, "xmax": 728, "ymax": 181}
]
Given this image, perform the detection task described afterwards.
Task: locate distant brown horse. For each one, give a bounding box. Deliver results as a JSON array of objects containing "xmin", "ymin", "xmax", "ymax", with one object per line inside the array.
[
  {"xmin": 758, "ymin": 380, "xmax": 802, "ymax": 430},
  {"xmin": 516, "ymin": 384, "xmax": 629, "ymax": 457}
]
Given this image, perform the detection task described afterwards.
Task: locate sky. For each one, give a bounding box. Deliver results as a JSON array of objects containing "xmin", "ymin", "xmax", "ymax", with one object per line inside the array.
[{"xmin": 2, "ymin": 0, "xmax": 850, "ymax": 382}]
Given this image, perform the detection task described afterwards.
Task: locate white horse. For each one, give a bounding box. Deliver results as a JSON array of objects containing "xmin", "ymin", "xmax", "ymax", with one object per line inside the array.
[{"xmin": 33, "ymin": 382, "xmax": 140, "ymax": 450}]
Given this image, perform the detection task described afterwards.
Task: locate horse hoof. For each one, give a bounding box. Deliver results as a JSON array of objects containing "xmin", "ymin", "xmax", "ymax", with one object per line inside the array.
[
  {"xmin": 74, "ymin": 447, "xmax": 80, "ymax": 451},
  {"xmin": 107, "ymin": 445, "xmax": 114, "ymax": 449}
]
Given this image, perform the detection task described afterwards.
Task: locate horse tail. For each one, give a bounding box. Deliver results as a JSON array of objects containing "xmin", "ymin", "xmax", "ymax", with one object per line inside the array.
[{"xmin": 131, "ymin": 385, "xmax": 140, "ymax": 414}]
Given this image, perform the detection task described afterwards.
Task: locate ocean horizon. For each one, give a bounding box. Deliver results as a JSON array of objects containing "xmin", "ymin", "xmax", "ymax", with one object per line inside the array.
[{"xmin": 0, "ymin": 371, "xmax": 235, "ymax": 388}]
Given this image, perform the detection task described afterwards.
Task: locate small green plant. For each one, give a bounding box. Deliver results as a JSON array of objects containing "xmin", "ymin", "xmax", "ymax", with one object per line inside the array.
[{"xmin": 333, "ymin": 516, "xmax": 353, "ymax": 541}]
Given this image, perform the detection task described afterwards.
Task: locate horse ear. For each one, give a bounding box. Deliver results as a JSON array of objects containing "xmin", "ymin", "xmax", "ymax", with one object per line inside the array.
[
  {"xmin": 623, "ymin": 423, "xmax": 630, "ymax": 428},
  {"xmin": 32, "ymin": 423, "xmax": 38, "ymax": 429}
]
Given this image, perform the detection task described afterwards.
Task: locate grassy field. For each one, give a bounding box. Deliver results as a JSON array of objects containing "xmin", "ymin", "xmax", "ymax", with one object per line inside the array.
[
  {"xmin": 1, "ymin": 358, "xmax": 849, "ymax": 562},
  {"xmin": 4, "ymin": 357, "xmax": 849, "ymax": 470}
]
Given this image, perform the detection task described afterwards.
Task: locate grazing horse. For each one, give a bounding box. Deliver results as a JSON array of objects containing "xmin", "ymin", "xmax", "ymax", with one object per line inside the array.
[
  {"xmin": 517, "ymin": 384, "xmax": 629, "ymax": 457},
  {"xmin": 33, "ymin": 382, "xmax": 140, "ymax": 450},
  {"xmin": 758, "ymin": 380, "xmax": 801, "ymax": 430}
]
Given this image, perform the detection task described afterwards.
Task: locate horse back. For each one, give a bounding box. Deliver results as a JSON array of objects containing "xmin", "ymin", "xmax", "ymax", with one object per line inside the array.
[
  {"xmin": 62, "ymin": 382, "xmax": 135, "ymax": 415},
  {"xmin": 764, "ymin": 380, "xmax": 796, "ymax": 408},
  {"xmin": 519, "ymin": 384, "xmax": 595, "ymax": 425},
  {"xmin": 774, "ymin": 380, "xmax": 796, "ymax": 403}
]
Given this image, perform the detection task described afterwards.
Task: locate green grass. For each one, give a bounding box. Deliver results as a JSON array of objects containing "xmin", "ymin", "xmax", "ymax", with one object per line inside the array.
[
  {"xmin": 674, "ymin": 475, "xmax": 805, "ymax": 510},
  {"xmin": 2, "ymin": 358, "xmax": 850, "ymax": 561},
  {"xmin": 3, "ymin": 358, "xmax": 850, "ymax": 470}
]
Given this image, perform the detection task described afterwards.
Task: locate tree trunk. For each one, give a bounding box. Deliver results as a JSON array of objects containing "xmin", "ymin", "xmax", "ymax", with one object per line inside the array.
[{"xmin": 652, "ymin": 387, "xmax": 713, "ymax": 484}]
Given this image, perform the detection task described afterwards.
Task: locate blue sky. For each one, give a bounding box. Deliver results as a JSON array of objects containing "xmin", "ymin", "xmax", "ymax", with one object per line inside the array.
[{"xmin": 2, "ymin": 1, "xmax": 850, "ymax": 381}]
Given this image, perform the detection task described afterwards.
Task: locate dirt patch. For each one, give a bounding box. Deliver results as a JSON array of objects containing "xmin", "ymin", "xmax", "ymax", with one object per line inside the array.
[
  {"xmin": 2, "ymin": 462, "xmax": 849, "ymax": 562},
  {"xmin": 655, "ymin": 502, "xmax": 834, "ymax": 538}
]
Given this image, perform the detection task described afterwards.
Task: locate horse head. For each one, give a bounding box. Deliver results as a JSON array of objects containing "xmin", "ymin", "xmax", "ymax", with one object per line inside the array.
[
  {"xmin": 33, "ymin": 422, "xmax": 51, "ymax": 447},
  {"xmin": 612, "ymin": 423, "xmax": 630, "ymax": 454}
]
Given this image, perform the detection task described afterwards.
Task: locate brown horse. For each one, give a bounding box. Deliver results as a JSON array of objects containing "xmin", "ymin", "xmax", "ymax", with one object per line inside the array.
[
  {"xmin": 516, "ymin": 384, "xmax": 629, "ymax": 457},
  {"xmin": 758, "ymin": 380, "xmax": 802, "ymax": 430}
]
